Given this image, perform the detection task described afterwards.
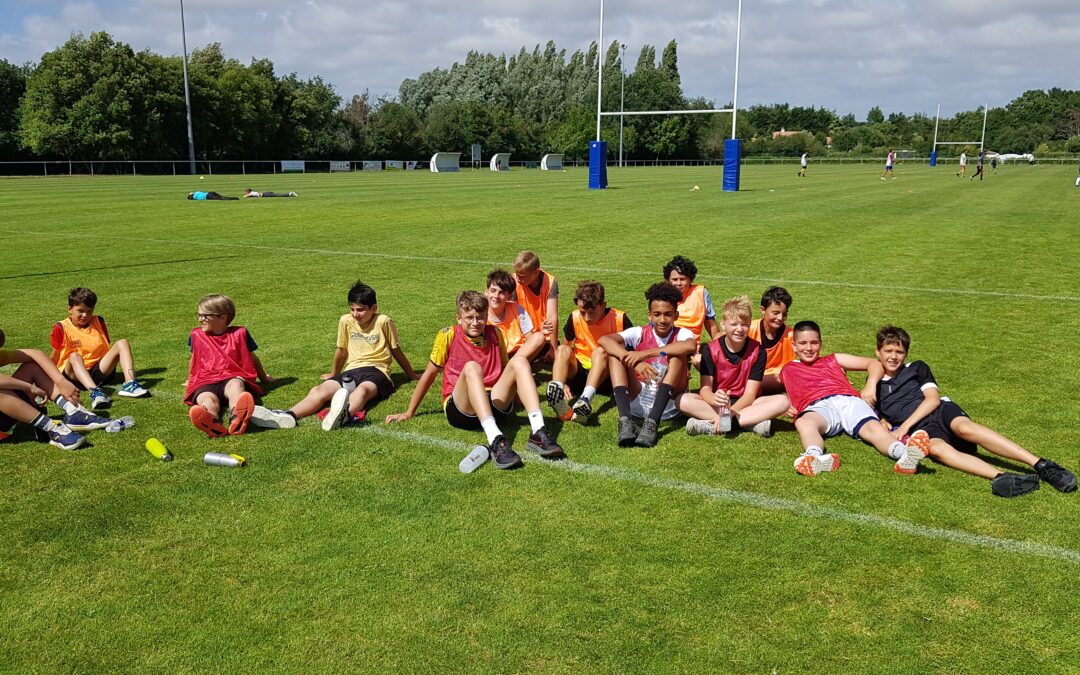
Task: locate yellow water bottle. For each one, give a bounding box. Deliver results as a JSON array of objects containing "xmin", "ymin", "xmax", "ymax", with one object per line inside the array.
[{"xmin": 145, "ymin": 438, "xmax": 173, "ymax": 462}]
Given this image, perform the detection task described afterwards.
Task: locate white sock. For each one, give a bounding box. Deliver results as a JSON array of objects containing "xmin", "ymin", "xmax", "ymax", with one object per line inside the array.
[
  {"xmin": 527, "ymin": 409, "xmax": 545, "ymax": 433},
  {"xmin": 53, "ymin": 395, "xmax": 79, "ymax": 415},
  {"xmin": 480, "ymin": 416, "xmax": 501, "ymax": 445},
  {"xmin": 581, "ymin": 385, "xmax": 596, "ymax": 401},
  {"xmin": 887, "ymin": 441, "xmax": 906, "ymax": 460},
  {"xmin": 804, "ymin": 445, "xmax": 824, "ymax": 457}
]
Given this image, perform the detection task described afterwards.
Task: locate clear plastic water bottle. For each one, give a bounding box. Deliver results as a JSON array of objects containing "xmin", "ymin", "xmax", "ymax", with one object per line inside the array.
[
  {"xmin": 638, "ymin": 351, "xmax": 667, "ymax": 412},
  {"xmin": 105, "ymin": 416, "xmax": 136, "ymax": 433},
  {"xmin": 715, "ymin": 397, "xmax": 732, "ymax": 434},
  {"xmin": 341, "ymin": 373, "xmax": 357, "ymax": 393},
  {"xmin": 459, "ymin": 445, "xmax": 490, "ymax": 473}
]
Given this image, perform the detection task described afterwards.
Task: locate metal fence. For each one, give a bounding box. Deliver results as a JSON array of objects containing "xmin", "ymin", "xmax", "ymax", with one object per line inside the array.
[{"xmin": 0, "ymin": 156, "xmax": 1074, "ymax": 177}]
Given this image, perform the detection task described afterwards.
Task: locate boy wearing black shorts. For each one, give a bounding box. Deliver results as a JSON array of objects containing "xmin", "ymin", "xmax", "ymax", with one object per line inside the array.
[
  {"xmin": 250, "ymin": 281, "xmax": 418, "ymax": 432},
  {"xmin": 867, "ymin": 325, "xmax": 1077, "ymax": 497}
]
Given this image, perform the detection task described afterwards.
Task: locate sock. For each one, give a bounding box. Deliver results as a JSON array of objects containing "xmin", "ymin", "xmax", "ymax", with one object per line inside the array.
[
  {"xmin": 53, "ymin": 395, "xmax": 79, "ymax": 415},
  {"xmin": 648, "ymin": 384, "xmax": 674, "ymax": 423},
  {"xmin": 613, "ymin": 386, "xmax": 632, "ymax": 418},
  {"xmin": 479, "ymin": 416, "xmax": 501, "ymax": 445},
  {"xmin": 580, "ymin": 385, "xmax": 596, "ymax": 401},
  {"xmin": 31, "ymin": 413, "xmax": 58, "ymax": 433},
  {"xmin": 527, "ymin": 409, "xmax": 545, "ymax": 433},
  {"xmin": 887, "ymin": 441, "xmax": 906, "ymax": 460},
  {"xmin": 804, "ymin": 445, "xmax": 824, "ymax": 457}
]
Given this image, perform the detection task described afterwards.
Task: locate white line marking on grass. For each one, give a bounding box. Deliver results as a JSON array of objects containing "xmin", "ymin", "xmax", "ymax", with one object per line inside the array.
[
  {"xmin": 2, "ymin": 230, "xmax": 1077, "ymax": 303},
  {"xmin": 363, "ymin": 425, "xmax": 1080, "ymax": 565}
]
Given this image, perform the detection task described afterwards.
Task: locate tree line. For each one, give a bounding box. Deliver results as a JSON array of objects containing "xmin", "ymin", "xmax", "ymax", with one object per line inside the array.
[{"xmin": 1, "ymin": 31, "xmax": 1078, "ymax": 162}]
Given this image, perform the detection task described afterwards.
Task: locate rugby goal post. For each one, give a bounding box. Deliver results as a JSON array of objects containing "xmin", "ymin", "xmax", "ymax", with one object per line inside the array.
[
  {"xmin": 540, "ymin": 154, "xmax": 564, "ymax": 171},
  {"xmin": 929, "ymin": 103, "xmax": 988, "ymax": 167},
  {"xmin": 591, "ymin": 0, "xmax": 745, "ymax": 191},
  {"xmin": 489, "ymin": 153, "xmax": 511, "ymax": 171},
  {"xmin": 430, "ymin": 153, "xmax": 461, "ymax": 173}
]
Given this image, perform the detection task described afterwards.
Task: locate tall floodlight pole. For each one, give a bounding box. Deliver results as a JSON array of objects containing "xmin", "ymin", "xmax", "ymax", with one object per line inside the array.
[
  {"xmin": 979, "ymin": 103, "xmax": 988, "ymax": 152},
  {"xmin": 595, "ymin": 0, "xmax": 605, "ymax": 141},
  {"xmin": 619, "ymin": 43, "xmax": 626, "ymax": 167},
  {"xmin": 180, "ymin": 0, "xmax": 197, "ymax": 175},
  {"xmin": 730, "ymin": 0, "xmax": 743, "ymax": 137}
]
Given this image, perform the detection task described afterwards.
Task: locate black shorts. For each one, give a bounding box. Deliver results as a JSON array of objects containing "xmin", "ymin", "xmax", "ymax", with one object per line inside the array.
[
  {"xmin": 64, "ymin": 363, "xmax": 111, "ymax": 390},
  {"xmin": 913, "ymin": 400, "xmax": 975, "ymax": 453},
  {"xmin": 332, "ymin": 366, "xmax": 395, "ymax": 404},
  {"xmin": 444, "ymin": 394, "xmax": 513, "ymax": 431},
  {"xmin": 186, "ymin": 378, "xmax": 260, "ymax": 406},
  {"xmin": 566, "ymin": 362, "xmax": 613, "ymax": 397}
]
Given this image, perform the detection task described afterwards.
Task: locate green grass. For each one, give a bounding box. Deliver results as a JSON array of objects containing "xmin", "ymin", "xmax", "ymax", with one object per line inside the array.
[{"xmin": 1, "ymin": 163, "xmax": 1078, "ymax": 672}]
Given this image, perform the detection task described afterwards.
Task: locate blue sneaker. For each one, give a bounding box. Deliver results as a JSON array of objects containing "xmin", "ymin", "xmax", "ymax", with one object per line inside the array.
[
  {"xmin": 48, "ymin": 424, "xmax": 85, "ymax": 451},
  {"xmin": 118, "ymin": 380, "xmax": 149, "ymax": 398},
  {"xmin": 64, "ymin": 410, "xmax": 111, "ymax": 432},
  {"xmin": 89, "ymin": 387, "xmax": 111, "ymax": 409}
]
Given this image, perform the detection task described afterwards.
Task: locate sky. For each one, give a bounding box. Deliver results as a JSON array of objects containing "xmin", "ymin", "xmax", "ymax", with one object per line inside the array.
[{"xmin": 2, "ymin": 0, "xmax": 1078, "ymax": 119}]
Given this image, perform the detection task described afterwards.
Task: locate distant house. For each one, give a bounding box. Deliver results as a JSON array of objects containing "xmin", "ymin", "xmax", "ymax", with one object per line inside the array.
[{"xmin": 771, "ymin": 128, "xmax": 831, "ymax": 147}]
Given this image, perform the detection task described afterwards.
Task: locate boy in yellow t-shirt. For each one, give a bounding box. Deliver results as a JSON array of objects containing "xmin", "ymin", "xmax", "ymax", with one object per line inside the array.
[
  {"xmin": 250, "ymin": 281, "xmax": 419, "ymax": 431},
  {"xmin": 50, "ymin": 287, "xmax": 150, "ymax": 409}
]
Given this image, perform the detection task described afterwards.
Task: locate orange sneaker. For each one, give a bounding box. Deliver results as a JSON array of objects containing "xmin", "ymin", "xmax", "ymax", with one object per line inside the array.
[
  {"xmin": 794, "ymin": 452, "xmax": 840, "ymax": 476},
  {"xmin": 190, "ymin": 405, "xmax": 228, "ymax": 438},
  {"xmin": 895, "ymin": 430, "xmax": 930, "ymax": 475},
  {"xmin": 229, "ymin": 392, "xmax": 255, "ymax": 435}
]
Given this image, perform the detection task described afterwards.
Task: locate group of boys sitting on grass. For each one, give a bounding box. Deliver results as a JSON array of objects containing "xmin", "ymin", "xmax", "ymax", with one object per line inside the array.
[{"xmin": 1, "ymin": 252, "xmax": 1075, "ymax": 498}]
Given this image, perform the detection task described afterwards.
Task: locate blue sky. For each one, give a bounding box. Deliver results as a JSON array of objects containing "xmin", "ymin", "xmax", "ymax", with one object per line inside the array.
[{"xmin": 2, "ymin": 0, "xmax": 1078, "ymax": 118}]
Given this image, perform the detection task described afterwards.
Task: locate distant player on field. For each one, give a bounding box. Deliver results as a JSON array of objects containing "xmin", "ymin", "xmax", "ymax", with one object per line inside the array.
[
  {"xmin": 880, "ymin": 149, "xmax": 897, "ymax": 180},
  {"xmin": 956, "ymin": 151, "xmax": 967, "ymax": 178},
  {"xmin": 798, "ymin": 152, "xmax": 808, "ymax": 178}
]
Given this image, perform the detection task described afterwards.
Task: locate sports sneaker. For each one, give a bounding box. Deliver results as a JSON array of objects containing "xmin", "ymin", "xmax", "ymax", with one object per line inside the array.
[
  {"xmin": 47, "ymin": 425, "xmax": 85, "ymax": 451},
  {"xmin": 571, "ymin": 397, "xmax": 592, "ymax": 423},
  {"xmin": 118, "ymin": 380, "xmax": 150, "ymax": 398},
  {"xmin": 545, "ymin": 381, "xmax": 564, "ymax": 407},
  {"xmin": 228, "ymin": 392, "xmax": 255, "ymax": 435},
  {"xmin": 190, "ymin": 406, "xmax": 228, "ymax": 438},
  {"xmin": 794, "ymin": 452, "xmax": 841, "ymax": 476},
  {"xmin": 342, "ymin": 409, "xmax": 367, "ymax": 427},
  {"xmin": 895, "ymin": 430, "xmax": 930, "ymax": 475},
  {"xmin": 752, "ymin": 419, "xmax": 773, "ymax": 438},
  {"xmin": 617, "ymin": 416, "xmax": 639, "ymax": 447},
  {"xmin": 634, "ymin": 418, "xmax": 659, "ymax": 448},
  {"xmin": 991, "ymin": 472, "xmax": 1041, "ymax": 498},
  {"xmin": 249, "ymin": 406, "xmax": 297, "ymax": 429},
  {"xmin": 89, "ymin": 387, "xmax": 111, "ymax": 409},
  {"xmin": 1035, "ymin": 459, "xmax": 1077, "ymax": 493},
  {"xmin": 63, "ymin": 410, "xmax": 111, "ymax": 432},
  {"xmin": 322, "ymin": 387, "xmax": 350, "ymax": 431},
  {"xmin": 490, "ymin": 435, "xmax": 523, "ymax": 470},
  {"xmin": 526, "ymin": 427, "xmax": 566, "ymax": 459},
  {"xmin": 685, "ymin": 417, "xmax": 716, "ymax": 436}
]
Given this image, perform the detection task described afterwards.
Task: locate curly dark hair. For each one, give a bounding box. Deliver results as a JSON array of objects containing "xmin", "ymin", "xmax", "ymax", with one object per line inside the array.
[
  {"xmin": 662, "ymin": 255, "xmax": 697, "ymax": 281},
  {"xmin": 644, "ymin": 282, "xmax": 683, "ymax": 310}
]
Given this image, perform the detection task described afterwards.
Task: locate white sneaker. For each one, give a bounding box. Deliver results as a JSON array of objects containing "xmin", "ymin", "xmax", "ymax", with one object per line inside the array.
[
  {"xmin": 794, "ymin": 452, "xmax": 841, "ymax": 476},
  {"xmin": 895, "ymin": 430, "xmax": 930, "ymax": 475},
  {"xmin": 250, "ymin": 406, "xmax": 297, "ymax": 429},
  {"xmin": 322, "ymin": 387, "xmax": 350, "ymax": 431},
  {"xmin": 751, "ymin": 419, "xmax": 773, "ymax": 438},
  {"xmin": 685, "ymin": 418, "xmax": 716, "ymax": 436}
]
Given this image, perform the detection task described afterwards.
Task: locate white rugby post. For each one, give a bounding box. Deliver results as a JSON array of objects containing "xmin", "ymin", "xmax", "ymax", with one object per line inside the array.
[
  {"xmin": 591, "ymin": 0, "xmax": 744, "ymax": 190},
  {"xmin": 930, "ymin": 103, "xmax": 988, "ymax": 166}
]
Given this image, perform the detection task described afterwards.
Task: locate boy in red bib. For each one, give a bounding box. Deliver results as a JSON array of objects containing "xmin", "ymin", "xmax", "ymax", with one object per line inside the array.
[
  {"xmin": 185, "ymin": 294, "xmax": 274, "ymax": 438},
  {"xmin": 680, "ymin": 295, "xmax": 790, "ymax": 437},
  {"xmin": 386, "ymin": 290, "xmax": 565, "ymax": 469},
  {"xmin": 512, "ymin": 251, "xmax": 559, "ymax": 362},
  {"xmin": 50, "ymin": 287, "xmax": 150, "ymax": 409},
  {"xmin": 780, "ymin": 321, "xmax": 930, "ymax": 477},
  {"xmin": 599, "ymin": 283, "xmax": 697, "ymax": 448},
  {"xmin": 486, "ymin": 269, "xmax": 546, "ymax": 362}
]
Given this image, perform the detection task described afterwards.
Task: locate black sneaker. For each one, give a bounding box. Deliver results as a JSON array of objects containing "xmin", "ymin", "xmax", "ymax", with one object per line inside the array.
[
  {"xmin": 1035, "ymin": 459, "xmax": 1078, "ymax": 493},
  {"xmin": 490, "ymin": 435, "xmax": 523, "ymax": 470},
  {"xmin": 617, "ymin": 416, "xmax": 639, "ymax": 447},
  {"xmin": 526, "ymin": 427, "xmax": 566, "ymax": 459},
  {"xmin": 991, "ymin": 472, "xmax": 1041, "ymax": 498},
  {"xmin": 545, "ymin": 381, "xmax": 564, "ymax": 407},
  {"xmin": 634, "ymin": 418, "xmax": 659, "ymax": 448}
]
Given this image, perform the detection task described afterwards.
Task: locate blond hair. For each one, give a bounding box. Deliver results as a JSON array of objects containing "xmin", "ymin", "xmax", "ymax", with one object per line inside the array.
[
  {"xmin": 198, "ymin": 294, "xmax": 236, "ymax": 323},
  {"xmin": 513, "ymin": 250, "xmax": 540, "ymax": 273},
  {"xmin": 721, "ymin": 295, "xmax": 752, "ymax": 323},
  {"xmin": 456, "ymin": 290, "xmax": 488, "ymax": 315}
]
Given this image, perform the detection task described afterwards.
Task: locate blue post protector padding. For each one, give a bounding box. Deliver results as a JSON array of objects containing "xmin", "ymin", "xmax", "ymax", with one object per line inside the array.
[
  {"xmin": 588, "ymin": 141, "xmax": 608, "ymax": 190},
  {"xmin": 929, "ymin": 151, "xmax": 937, "ymax": 167},
  {"xmin": 723, "ymin": 139, "xmax": 741, "ymax": 192}
]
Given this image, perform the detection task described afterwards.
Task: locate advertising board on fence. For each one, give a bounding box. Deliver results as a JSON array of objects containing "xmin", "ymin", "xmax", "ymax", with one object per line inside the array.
[
  {"xmin": 385, "ymin": 160, "xmax": 404, "ymax": 171},
  {"xmin": 406, "ymin": 161, "xmax": 417, "ymax": 171},
  {"xmin": 329, "ymin": 161, "xmax": 351, "ymax": 172},
  {"xmin": 362, "ymin": 161, "xmax": 383, "ymax": 171},
  {"xmin": 281, "ymin": 160, "xmax": 305, "ymax": 173}
]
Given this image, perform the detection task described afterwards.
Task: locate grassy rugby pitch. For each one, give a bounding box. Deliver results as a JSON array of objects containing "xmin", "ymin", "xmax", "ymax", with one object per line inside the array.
[{"xmin": 1, "ymin": 163, "xmax": 1078, "ymax": 671}]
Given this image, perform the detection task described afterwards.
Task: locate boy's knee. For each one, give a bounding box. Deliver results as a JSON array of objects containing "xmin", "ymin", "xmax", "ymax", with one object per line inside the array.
[
  {"xmin": 460, "ymin": 361, "xmax": 484, "ymax": 378},
  {"xmin": 555, "ymin": 345, "xmax": 573, "ymax": 361},
  {"xmin": 115, "ymin": 338, "xmax": 130, "ymax": 350},
  {"xmin": 69, "ymin": 353, "xmax": 85, "ymax": 366}
]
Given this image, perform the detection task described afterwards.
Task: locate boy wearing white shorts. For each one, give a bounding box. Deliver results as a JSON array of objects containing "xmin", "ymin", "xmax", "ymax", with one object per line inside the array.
[{"xmin": 779, "ymin": 320, "xmax": 930, "ymax": 477}]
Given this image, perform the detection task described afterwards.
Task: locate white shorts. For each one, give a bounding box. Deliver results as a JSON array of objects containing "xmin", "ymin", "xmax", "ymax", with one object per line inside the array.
[
  {"xmin": 630, "ymin": 394, "xmax": 681, "ymax": 421},
  {"xmin": 802, "ymin": 395, "xmax": 878, "ymax": 439}
]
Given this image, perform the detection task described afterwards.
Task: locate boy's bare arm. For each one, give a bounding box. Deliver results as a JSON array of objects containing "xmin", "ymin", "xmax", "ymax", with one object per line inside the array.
[
  {"xmin": 385, "ymin": 361, "xmax": 440, "ymax": 422},
  {"xmin": 598, "ymin": 334, "xmax": 629, "ymax": 359},
  {"xmin": 14, "ymin": 348, "xmax": 79, "ymax": 403},
  {"xmin": 0, "ymin": 374, "xmax": 47, "ymax": 400},
  {"xmin": 390, "ymin": 346, "xmax": 420, "ymax": 380},
  {"xmin": 731, "ymin": 379, "xmax": 761, "ymax": 412},
  {"xmin": 662, "ymin": 337, "xmax": 699, "ymax": 359},
  {"xmin": 891, "ymin": 386, "xmax": 942, "ymax": 440},
  {"xmin": 250, "ymin": 353, "xmax": 276, "ymax": 384},
  {"xmin": 705, "ymin": 318, "xmax": 721, "ymax": 340},
  {"xmin": 322, "ymin": 347, "xmax": 348, "ymax": 380}
]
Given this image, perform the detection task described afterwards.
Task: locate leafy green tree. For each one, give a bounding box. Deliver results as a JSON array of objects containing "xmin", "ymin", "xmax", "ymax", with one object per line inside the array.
[
  {"xmin": 0, "ymin": 59, "xmax": 30, "ymax": 159},
  {"xmin": 866, "ymin": 106, "xmax": 885, "ymax": 124},
  {"xmin": 365, "ymin": 101, "xmax": 421, "ymax": 158}
]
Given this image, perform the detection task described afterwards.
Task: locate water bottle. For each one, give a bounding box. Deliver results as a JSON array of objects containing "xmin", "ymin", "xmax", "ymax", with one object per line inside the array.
[
  {"xmin": 105, "ymin": 416, "xmax": 136, "ymax": 433},
  {"xmin": 145, "ymin": 437, "xmax": 173, "ymax": 461},
  {"xmin": 204, "ymin": 452, "xmax": 246, "ymax": 468},
  {"xmin": 342, "ymin": 373, "xmax": 357, "ymax": 393},
  {"xmin": 458, "ymin": 445, "xmax": 490, "ymax": 473},
  {"xmin": 638, "ymin": 351, "xmax": 667, "ymax": 412},
  {"xmin": 715, "ymin": 397, "xmax": 732, "ymax": 434}
]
